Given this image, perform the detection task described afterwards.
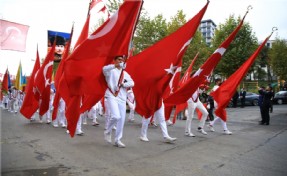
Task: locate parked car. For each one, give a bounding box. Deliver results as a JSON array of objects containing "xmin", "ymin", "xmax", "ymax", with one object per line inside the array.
[
  {"xmin": 273, "ymin": 91, "xmax": 287, "ymax": 104},
  {"xmin": 228, "ymin": 92, "xmax": 259, "ymax": 107}
]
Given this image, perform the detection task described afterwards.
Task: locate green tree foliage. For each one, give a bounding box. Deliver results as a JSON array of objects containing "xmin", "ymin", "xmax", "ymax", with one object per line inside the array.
[
  {"xmin": 133, "ymin": 10, "xmax": 211, "ymax": 74},
  {"xmin": 167, "ymin": 10, "xmax": 186, "ymax": 34},
  {"xmin": 133, "ymin": 13, "xmax": 168, "ymax": 53},
  {"xmin": 257, "ymin": 46, "xmax": 272, "ymax": 81},
  {"xmin": 211, "ymin": 15, "xmax": 258, "ymax": 78},
  {"xmin": 270, "ymin": 38, "xmax": 287, "ymax": 80}
]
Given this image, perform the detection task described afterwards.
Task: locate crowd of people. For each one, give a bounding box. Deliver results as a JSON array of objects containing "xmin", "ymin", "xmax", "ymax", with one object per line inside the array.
[{"xmin": 1, "ymin": 55, "xmax": 276, "ymax": 148}]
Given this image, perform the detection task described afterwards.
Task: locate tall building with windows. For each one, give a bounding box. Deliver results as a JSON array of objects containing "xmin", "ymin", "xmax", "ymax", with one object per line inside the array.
[
  {"xmin": 200, "ymin": 19, "xmax": 216, "ymax": 46},
  {"xmin": 265, "ymin": 40, "xmax": 275, "ymax": 48}
]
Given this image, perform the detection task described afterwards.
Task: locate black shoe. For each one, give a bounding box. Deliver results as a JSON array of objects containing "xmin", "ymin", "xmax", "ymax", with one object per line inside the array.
[
  {"xmin": 265, "ymin": 123, "xmax": 269, "ymax": 125},
  {"xmin": 259, "ymin": 122, "xmax": 265, "ymax": 125}
]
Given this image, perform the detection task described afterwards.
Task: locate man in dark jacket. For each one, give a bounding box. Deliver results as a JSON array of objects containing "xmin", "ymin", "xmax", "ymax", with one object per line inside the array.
[
  {"xmin": 258, "ymin": 86, "xmax": 273, "ymax": 125},
  {"xmin": 258, "ymin": 86, "xmax": 265, "ymax": 123},
  {"xmin": 232, "ymin": 90, "xmax": 239, "ymax": 108},
  {"xmin": 240, "ymin": 87, "xmax": 246, "ymax": 108}
]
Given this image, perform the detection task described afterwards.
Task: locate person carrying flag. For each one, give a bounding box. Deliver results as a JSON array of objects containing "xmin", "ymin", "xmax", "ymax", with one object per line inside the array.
[
  {"xmin": 185, "ymin": 82, "xmax": 209, "ymax": 137},
  {"xmin": 103, "ymin": 55, "xmax": 134, "ymax": 148},
  {"xmin": 139, "ymin": 100, "xmax": 177, "ymax": 143},
  {"xmin": 208, "ymin": 78, "xmax": 232, "ymax": 135}
]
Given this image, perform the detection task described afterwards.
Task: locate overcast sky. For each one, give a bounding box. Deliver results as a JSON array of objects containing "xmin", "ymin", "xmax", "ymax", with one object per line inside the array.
[{"xmin": 1, "ymin": 0, "xmax": 287, "ymax": 76}]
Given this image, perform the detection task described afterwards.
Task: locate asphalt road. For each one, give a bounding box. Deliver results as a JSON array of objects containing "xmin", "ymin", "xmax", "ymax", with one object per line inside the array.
[{"xmin": 1, "ymin": 104, "xmax": 287, "ymax": 176}]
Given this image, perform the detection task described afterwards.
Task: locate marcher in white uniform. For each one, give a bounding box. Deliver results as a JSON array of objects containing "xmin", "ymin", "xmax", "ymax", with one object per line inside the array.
[
  {"xmin": 88, "ymin": 101, "xmax": 102, "ymax": 126},
  {"xmin": 8, "ymin": 87, "xmax": 18, "ymax": 113},
  {"xmin": 127, "ymin": 88, "xmax": 136, "ymax": 122},
  {"xmin": 3, "ymin": 94, "xmax": 9, "ymax": 109},
  {"xmin": 140, "ymin": 100, "xmax": 177, "ymax": 143},
  {"xmin": 185, "ymin": 86, "xmax": 209, "ymax": 137},
  {"xmin": 17, "ymin": 91, "xmax": 24, "ymax": 110},
  {"xmin": 208, "ymin": 78, "xmax": 232, "ymax": 135},
  {"xmin": 103, "ymin": 55, "xmax": 134, "ymax": 148}
]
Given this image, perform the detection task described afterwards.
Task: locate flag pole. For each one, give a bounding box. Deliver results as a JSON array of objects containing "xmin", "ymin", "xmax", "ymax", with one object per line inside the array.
[
  {"xmin": 242, "ymin": 5, "xmax": 252, "ymax": 20},
  {"xmin": 114, "ymin": 1, "xmax": 144, "ymax": 96},
  {"xmin": 271, "ymin": 27, "xmax": 278, "ymax": 36},
  {"xmin": 87, "ymin": 0, "xmax": 93, "ymax": 18},
  {"xmin": 114, "ymin": 55, "xmax": 127, "ymax": 96}
]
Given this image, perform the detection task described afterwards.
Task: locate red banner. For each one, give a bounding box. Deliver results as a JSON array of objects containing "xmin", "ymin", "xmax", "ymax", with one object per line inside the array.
[{"xmin": 0, "ymin": 20, "xmax": 29, "ymax": 52}]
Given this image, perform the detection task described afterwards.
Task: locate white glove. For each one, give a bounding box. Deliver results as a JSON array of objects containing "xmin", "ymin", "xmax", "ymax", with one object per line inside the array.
[
  {"xmin": 119, "ymin": 62, "xmax": 126, "ymax": 69},
  {"xmin": 119, "ymin": 62, "xmax": 124, "ymax": 68}
]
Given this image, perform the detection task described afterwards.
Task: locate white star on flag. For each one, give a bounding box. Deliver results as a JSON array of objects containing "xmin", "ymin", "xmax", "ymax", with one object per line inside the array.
[
  {"xmin": 192, "ymin": 68, "xmax": 203, "ymax": 77},
  {"xmin": 45, "ymin": 79, "xmax": 50, "ymax": 87},
  {"xmin": 213, "ymin": 47, "xmax": 226, "ymax": 56},
  {"xmin": 165, "ymin": 63, "xmax": 177, "ymax": 75},
  {"xmin": 205, "ymin": 75, "xmax": 211, "ymax": 81}
]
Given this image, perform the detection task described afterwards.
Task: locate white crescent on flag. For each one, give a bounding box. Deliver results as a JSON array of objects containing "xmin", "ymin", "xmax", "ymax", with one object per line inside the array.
[
  {"xmin": 169, "ymin": 66, "xmax": 182, "ymax": 93},
  {"xmin": 6, "ymin": 26, "xmax": 22, "ymax": 37},
  {"xmin": 214, "ymin": 47, "xmax": 226, "ymax": 56},
  {"xmin": 177, "ymin": 38, "xmax": 192, "ymax": 57},
  {"xmin": 88, "ymin": 10, "xmax": 118, "ymax": 40},
  {"xmin": 43, "ymin": 61, "xmax": 53, "ymax": 87}
]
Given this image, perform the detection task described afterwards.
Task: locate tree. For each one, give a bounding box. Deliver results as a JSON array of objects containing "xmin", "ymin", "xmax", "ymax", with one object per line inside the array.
[
  {"xmin": 133, "ymin": 13, "xmax": 168, "ymax": 53},
  {"xmin": 270, "ymin": 38, "xmax": 287, "ymax": 81},
  {"xmin": 211, "ymin": 15, "xmax": 258, "ymax": 78},
  {"xmin": 257, "ymin": 45, "xmax": 271, "ymax": 81}
]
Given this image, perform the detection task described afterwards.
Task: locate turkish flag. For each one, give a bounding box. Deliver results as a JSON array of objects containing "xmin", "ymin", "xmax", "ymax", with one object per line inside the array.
[
  {"xmin": 170, "ymin": 52, "xmax": 199, "ymax": 123},
  {"xmin": 20, "ymin": 48, "xmax": 40, "ymax": 119},
  {"xmin": 74, "ymin": 15, "xmax": 90, "ymax": 49},
  {"xmin": 90, "ymin": 0, "xmax": 104, "ymax": 11},
  {"xmin": 90, "ymin": 0, "xmax": 109, "ymax": 16},
  {"xmin": 34, "ymin": 41, "xmax": 56, "ymax": 116},
  {"xmin": 52, "ymin": 25, "xmax": 74, "ymax": 121},
  {"xmin": 164, "ymin": 13, "xmax": 247, "ymax": 106},
  {"xmin": 211, "ymin": 35, "xmax": 271, "ymax": 121},
  {"xmin": 163, "ymin": 57, "xmax": 183, "ymax": 122},
  {"xmin": 0, "ymin": 20, "xmax": 29, "ymax": 52},
  {"xmin": 126, "ymin": 2, "xmax": 209, "ymax": 119},
  {"xmin": 58, "ymin": 0, "xmax": 143, "ymax": 137}
]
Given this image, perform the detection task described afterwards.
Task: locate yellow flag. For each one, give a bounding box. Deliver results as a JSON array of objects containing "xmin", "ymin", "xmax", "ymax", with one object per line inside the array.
[{"xmin": 15, "ymin": 62, "xmax": 22, "ymax": 90}]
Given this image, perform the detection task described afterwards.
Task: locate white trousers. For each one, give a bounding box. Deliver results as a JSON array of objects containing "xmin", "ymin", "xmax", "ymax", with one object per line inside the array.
[
  {"xmin": 141, "ymin": 102, "xmax": 169, "ymax": 139},
  {"xmin": 76, "ymin": 115, "xmax": 83, "ymax": 132},
  {"xmin": 127, "ymin": 100, "xmax": 135, "ymax": 120},
  {"xmin": 82, "ymin": 111, "xmax": 88, "ymax": 124},
  {"xmin": 104, "ymin": 98, "xmax": 110, "ymax": 130},
  {"xmin": 53, "ymin": 110, "xmax": 66, "ymax": 126},
  {"xmin": 209, "ymin": 101, "xmax": 228, "ymax": 131},
  {"xmin": 44, "ymin": 109, "xmax": 51, "ymax": 122},
  {"xmin": 186, "ymin": 100, "xmax": 208, "ymax": 133},
  {"xmin": 105, "ymin": 97, "xmax": 126, "ymax": 142},
  {"xmin": 8, "ymin": 99, "xmax": 16, "ymax": 112},
  {"xmin": 88, "ymin": 108, "xmax": 98, "ymax": 123}
]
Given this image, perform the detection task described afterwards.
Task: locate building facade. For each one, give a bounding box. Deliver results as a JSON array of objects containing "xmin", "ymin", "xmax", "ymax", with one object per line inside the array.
[{"xmin": 199, "ymin": 19, "xmax": 217, "ymax": 46}]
